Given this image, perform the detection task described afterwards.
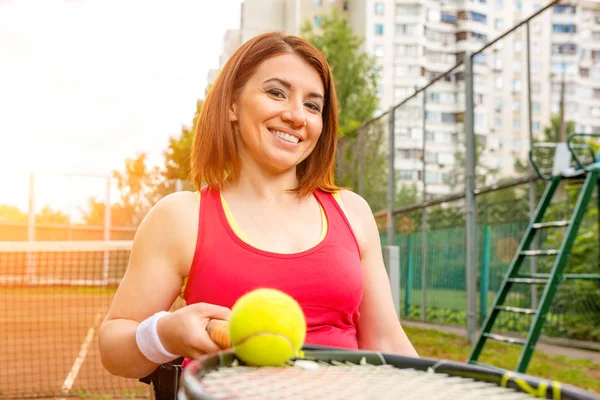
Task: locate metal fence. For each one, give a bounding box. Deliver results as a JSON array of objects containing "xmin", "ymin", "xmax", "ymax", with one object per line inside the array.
[{"xmin": 344, "ymin": 0, "xmax": 600, "ymax": 344}]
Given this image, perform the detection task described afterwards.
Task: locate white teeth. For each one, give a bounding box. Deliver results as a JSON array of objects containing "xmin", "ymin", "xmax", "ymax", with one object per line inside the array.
[{"xmin": 270, "ymin": 130, "xmax": 299, "ymax": 144}]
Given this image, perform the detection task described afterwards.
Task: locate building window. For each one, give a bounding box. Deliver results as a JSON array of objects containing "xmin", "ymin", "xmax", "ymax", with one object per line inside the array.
[
  {"xmin": 314, "ymin": 15, "xmax": 322, "ymax": 26},
  {"xmin": 374, "ymin": 44, "xmax": 384, "ymax": 57},
  {"xmin": 374, "ymin": 2, "xmax": 384, "ymax": 15},
  {"xmin": 495, "ymin": 0, "xmax": 503, "ymax": 8},
  {"xmin": 375, "ymin": 24, "xmax": 384, "ymax": 35},
  {"xmin": 532, "ymin": 121, "xmax": 541, "ymax": 131},
  {"xmin": 495, "ymin": 18, "xmax": 504, "ymax": 30},
  {"xmin": 513, "ymin": 79, "xmax": 522, "ymax": 92},
  {"xmin": 514, "ymin": 119, "xmax": 521, "ymax": 130},
  {"xmin": 314, "ymin": 0, "xmax": 322, "ymax": 5},
  {"xmin": 514, "ymin": 40, "xmax": 523, "ymax": 52},
  {"xmin": 515, "ymin": 1, "xmax": 522, "ymax": 11},
  {"xmin": 396, "ymin": 4, "xmax": 420, "ymax": 16},
  {"xmin": 441, "ymin": 12, "xmax": 457, "ymax": 23},
  {"xmin": 553, "ymin": 24, "xmax": 576, "ymax": 33},
  {"xmin": 458, "ymin": 11, "xmax": 487, "ymax": 23},
  {"xmin": 396, "ymin": 24, "xmax": 417, "ymax": 36},
  {"xmin": 495, "ymin": 97, "xmax": 503, "ymax": 110},
  {"xmin": 553, "ymin": 5, "xmax": 576, "ymax": 14},
  {"xmin": 532, "ymin": 102, "xmax": 541, "ymax": 113}
]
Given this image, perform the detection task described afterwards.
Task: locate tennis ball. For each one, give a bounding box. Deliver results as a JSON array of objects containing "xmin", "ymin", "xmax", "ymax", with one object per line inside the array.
[{"xmin": 228, "ymin": 288, "xmax": 306, "ymax": 367}]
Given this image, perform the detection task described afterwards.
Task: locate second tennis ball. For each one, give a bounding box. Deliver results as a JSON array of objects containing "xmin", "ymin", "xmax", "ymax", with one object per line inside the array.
[{"xmin": 228, "ymin": 288, "xmax": 306, "ymax": 367}]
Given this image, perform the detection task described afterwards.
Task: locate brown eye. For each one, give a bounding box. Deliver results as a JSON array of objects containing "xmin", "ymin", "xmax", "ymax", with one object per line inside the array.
[
  {"xmin": 305, "ymin": 102, "xmax": 322, "ymax": 113},
  {"xmin": 268, "ymin": 88, "xmax": 285, "ymax": 98}
]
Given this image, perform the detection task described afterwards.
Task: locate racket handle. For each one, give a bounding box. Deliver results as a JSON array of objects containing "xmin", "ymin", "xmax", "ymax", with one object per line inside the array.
[{"xmin": 206, "ymin": 319, "xmax": 231, "ymax": 349}]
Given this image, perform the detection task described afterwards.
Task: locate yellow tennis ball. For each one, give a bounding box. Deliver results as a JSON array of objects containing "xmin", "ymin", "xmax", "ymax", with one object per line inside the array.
[{"xmin": 228, "ymin": 288, "xmax": 306, "ymax": 367}]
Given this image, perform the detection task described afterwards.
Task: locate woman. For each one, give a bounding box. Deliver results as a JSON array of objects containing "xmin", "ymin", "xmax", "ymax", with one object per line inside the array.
[{"xmin": 98, "ymin": 31, "xmax": 418, "ymax": 380}]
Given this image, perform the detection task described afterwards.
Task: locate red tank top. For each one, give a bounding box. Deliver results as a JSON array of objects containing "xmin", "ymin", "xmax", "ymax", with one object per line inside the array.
[{"xmin": 183, "ymin": 186, "xmax": 363, "ymax": 351}]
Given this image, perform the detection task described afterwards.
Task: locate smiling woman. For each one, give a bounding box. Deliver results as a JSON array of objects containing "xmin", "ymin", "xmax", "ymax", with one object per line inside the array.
[{"xmin": 98, "ymin": 31, "xmax": 418, "ymax": 381}]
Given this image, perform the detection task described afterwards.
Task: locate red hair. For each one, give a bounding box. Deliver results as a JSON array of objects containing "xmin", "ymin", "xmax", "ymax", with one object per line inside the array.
[{"xmin": 190, "ymin": 31, "xmax": 342, "ymax": 197}]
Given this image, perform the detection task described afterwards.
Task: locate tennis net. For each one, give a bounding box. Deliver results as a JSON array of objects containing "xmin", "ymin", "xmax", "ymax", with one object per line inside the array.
[{"xmin": 0, "ymin": 240, "xmax": 151, "ymax": 399}]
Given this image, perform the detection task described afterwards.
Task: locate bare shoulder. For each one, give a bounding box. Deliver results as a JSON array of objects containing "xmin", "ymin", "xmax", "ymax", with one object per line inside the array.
[
  {"xmin": 133, "ymin": 190, "xmax": 200, "ymax": 276},
  {"xmin": 337, "ymin": 190, "xmax": 378, "ymax": 251}
]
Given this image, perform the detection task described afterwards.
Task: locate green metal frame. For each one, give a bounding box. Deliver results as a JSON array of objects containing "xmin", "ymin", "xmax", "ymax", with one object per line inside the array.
[{"xmin": 469, "ymin": 133, "xmax": 600, "ymax": 373}]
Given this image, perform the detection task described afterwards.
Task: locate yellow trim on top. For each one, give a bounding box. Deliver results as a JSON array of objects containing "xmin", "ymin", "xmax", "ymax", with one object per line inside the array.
[{"xmin": 219, "ymin": 192, "xmax": 331, "ymax": 253}]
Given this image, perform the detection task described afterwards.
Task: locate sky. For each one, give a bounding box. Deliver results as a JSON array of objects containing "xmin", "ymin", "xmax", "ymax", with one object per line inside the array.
[{"xmin": 0, "ymin": 0, "xmax": 243, "ymax": 215}]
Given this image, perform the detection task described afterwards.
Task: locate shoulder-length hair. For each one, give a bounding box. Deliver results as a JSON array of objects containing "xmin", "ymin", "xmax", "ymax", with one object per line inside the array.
[{"xmin": 190, "ymin": 31, "xmax": 342, "ymax": 197}]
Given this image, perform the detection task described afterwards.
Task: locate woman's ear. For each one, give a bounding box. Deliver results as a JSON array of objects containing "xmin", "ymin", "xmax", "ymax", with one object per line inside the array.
[{"xmin": 229, "ymin": 103, "xmax": 238, "ymax": 122}]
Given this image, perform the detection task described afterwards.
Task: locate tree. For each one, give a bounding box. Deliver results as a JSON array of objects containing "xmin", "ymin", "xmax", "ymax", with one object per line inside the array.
[
  {"xmin": 543, "ymin": 114, "xmax": 575, "ymax": 143},
  {"xmin": 81, "ymin": 153, "xmax": 159, "ymax": 227},
  {"xmin": 35, "ymin": 205, "xmax": 69, "ymax": 224},
  {"xmin": 0, "ymin": 204, "xmax": 27, "ymax": 222},
  {"xmin": 163, "ymin": 99, "xmax": 203, "ymax": 184}
]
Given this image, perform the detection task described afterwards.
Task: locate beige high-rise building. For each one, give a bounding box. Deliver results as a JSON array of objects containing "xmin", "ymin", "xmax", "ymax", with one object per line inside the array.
[{"xmin": 208, "ymin": 0, "xmax": 600, "ymax": 197}]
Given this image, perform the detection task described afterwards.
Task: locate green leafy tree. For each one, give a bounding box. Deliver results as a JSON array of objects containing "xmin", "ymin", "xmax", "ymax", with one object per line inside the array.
[
  {"xmin": 35, "ymin": 205, "xmax": 69, "ymax": 224},
  {"xmin": 0, "ymin": 204, "xmax": 27, "ymax": 222}
]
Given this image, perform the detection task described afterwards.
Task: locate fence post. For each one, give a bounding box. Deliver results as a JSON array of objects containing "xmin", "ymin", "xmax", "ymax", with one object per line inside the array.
[
  {"xmin": 526, "ymin": 21, "xmax": 539, "ymax": 309},
  {"xmin": 480, "ymin": 223, "xmax": 491, "ymax": 325},
  {"xmin": 465, "ymin": 52, "xmax": 478, "ymax": 344},
  {"xmin": 102, "ymin": 177, "xmax": 111, "ymax": 285},
  {"xmin": 27, "ymin": 173, "xmax": 36, "ymax": 283},
  {"xmin": 405, "ymin": 234, "xmax": 414, "ymax": 317},
  {"xmin": 421, "ymin": 89, "xmax": 428, "ymax": 323},
  {"xmin": 383, "ymin": 245, "xmax": 401, "ymax": 317},
  {"xmin": 387, "ymin": 106, "xmax": 396, "ymax": 246}
]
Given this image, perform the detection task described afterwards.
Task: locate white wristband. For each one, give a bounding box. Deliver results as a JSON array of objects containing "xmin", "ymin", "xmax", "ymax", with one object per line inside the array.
[{"xmin": 136, "ymin": 311, "xmax": 179, "ymax": 364}]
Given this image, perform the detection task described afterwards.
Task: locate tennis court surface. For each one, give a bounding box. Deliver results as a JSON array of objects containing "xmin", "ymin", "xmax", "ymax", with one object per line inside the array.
[{"xmin": 0, "ymin": 241, "xmax": 150, "ymax": 399}]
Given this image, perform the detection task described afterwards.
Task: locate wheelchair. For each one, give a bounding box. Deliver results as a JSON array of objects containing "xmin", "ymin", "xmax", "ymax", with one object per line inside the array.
[{"xmin": 139, "ymin": 357, "xmax": 184, "ymax": 400}]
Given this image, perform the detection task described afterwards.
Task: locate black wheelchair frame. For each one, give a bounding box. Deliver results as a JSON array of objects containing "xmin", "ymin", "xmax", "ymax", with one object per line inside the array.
[{"xmin": 139, "ymin": 357, "xmax": 184, "ymax": 400}]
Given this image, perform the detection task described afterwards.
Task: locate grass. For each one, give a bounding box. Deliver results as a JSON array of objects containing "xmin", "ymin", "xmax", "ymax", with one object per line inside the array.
[{"xmin": 404, "ymin": 325, "xmax": 600, "ymax": 394}]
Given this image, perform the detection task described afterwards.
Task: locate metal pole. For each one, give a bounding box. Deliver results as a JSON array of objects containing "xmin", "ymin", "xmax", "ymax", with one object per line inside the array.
[
  {"xmin": 357, "ymin": 127, "xmax": 365, "ymax": 197},
  {"xmin": 387, "ymin": 107, "xmax": 396, "ymax": 246},
  {"xmin": 421, "ymin": 89, "xmax": 428, "ymax": 322},
  {"xmin": 103, "ymin": 177, "xmax": 111, "ymax": 284},
  {"xmin": 405, "ymin": 234, "xmax": 414, "ymax": 316},
  {"xmin": 27, "ymin": 173, "xmax": 36, "ymax": 283},
  {"xmin": 526, "ymin": 22, "xmax": 538, "ymax": 309},
  {"xmin": 383, "ymin": 245, "xmax": 401, "ymax": 317},
  {"xmin": 465, "ymin": 53, "xmax": 478, "ymax": 344}
]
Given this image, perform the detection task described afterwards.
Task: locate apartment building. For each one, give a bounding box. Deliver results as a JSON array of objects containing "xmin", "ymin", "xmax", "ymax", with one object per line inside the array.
[{"xmin": 208, "ymin": 0, "xmax": 600, "ymax": 196}]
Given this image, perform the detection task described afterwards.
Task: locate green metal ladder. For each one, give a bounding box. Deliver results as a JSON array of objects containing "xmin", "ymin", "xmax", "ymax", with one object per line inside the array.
[{"xmin": 468, "ymin": 133, "xmax": 600, "ymax": 373}]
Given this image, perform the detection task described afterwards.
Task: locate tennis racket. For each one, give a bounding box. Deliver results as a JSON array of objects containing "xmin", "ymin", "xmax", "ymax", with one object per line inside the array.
[{"xmin": 188, "ymin": 319, "xmax": 599, "ymax": 400}]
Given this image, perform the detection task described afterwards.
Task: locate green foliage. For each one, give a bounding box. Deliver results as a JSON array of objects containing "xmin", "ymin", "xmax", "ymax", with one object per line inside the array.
[{"xmin": 0, "ymin": 204, "xmax": 27, "ymax": 222}]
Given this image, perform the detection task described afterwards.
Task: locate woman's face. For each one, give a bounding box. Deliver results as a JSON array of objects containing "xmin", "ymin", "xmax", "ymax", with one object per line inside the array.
[{"xmin": 229, "ymin": 53, "xmax": 325, "ymax": 175}]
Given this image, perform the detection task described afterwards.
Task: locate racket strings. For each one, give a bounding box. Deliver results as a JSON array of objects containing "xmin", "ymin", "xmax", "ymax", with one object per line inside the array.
[{"xmin": 193, "ymin": 361, "xmax": 535, "ymax": 399}]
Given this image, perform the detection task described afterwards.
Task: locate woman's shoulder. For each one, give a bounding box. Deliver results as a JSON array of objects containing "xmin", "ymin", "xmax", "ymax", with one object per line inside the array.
[
  {"xmin": 134, "ymin": 190, "xmax": 200, "ymax": 273},
  {"xmin": 332, "ymin": 189, "xmax": 376, "ymax": 249},
  {"xmin": 335, "ymin": 189, "xmax": 374, "ymax": 218}
]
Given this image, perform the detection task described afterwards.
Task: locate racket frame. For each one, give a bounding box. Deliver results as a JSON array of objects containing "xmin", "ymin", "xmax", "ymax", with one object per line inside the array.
[{"xmin": 179, "ymin": 346, "xmax": 599, "ymax": 400}]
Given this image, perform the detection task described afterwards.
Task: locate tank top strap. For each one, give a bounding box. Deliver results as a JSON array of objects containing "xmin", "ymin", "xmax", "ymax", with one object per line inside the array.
[{"xmin": 314, "ymin": 190, "xmax": 361, "ymax": 256}]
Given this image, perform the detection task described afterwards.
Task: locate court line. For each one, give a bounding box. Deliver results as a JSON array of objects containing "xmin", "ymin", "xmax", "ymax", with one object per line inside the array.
[{"xmin": 61, "ymin": 312, "xmax": 102, "ymax": 395}]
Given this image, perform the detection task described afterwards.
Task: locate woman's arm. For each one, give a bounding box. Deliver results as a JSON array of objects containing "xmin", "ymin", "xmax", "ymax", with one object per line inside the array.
[
  {"xmin": 98, "ymin": 191, "xmax": 229, "ymax": 379},
  {"xmin": 340, "ymin": 190, "xmax": 418, "ymax": 357}
]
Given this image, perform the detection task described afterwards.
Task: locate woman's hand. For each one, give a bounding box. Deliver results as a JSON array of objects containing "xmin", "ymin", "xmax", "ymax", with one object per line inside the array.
[{"xmin": 157, "ymin": 302, "xmax": 232, "ymax": 360}]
